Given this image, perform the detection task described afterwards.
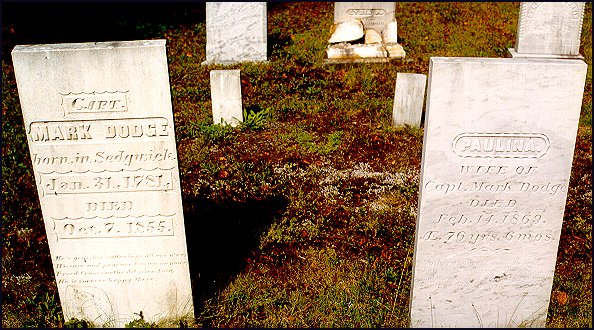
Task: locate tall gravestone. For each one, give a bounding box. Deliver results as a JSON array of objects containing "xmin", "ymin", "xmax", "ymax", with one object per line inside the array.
[
  {"xmin": 12, "ymin": 40, "xmax": 194, "ymax": 327},
  {"xmin": 508, "ymin": 2, "xmax": 586, "ymax": 59},
  {"xmin": 392, "ymin": 73, "xmax": 427, "ymax": 128},
  {"xmin": 410, "ymin": 57, "xmax": 587, "ymax": 327},
  {"xmin": 210, "ymin": 69, "xmax": 243, "ymax": 127},
  {"xmin": 203, "ymin": 2, "xmax": 267, "ymax": 65},
  {"xmin": 334, "ymin": 2, "xmax": 396, "ymax": 33}
]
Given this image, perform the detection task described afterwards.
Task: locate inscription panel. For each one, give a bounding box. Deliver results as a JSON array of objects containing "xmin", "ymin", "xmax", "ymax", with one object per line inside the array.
[
  {"xmin": 334, "ymin": 2, "xmax": 396, "ymax": 33},
  {"xmin": 452, "ymin": 133, "xmax": 550, "ymax": 158},
  {"xmin": 31, "ymin": 143, "xmax": 177, "ymax": 174},
  {"xmin": 12, "ymin": 40, "xmax": 193, "ymax": 327},
  {"xmin": 39, "ymin": 169, "xmax": 174, "ymax": 195},
  {"xmin": 410, "ymin": 58, "xmax": 587, "ymax": 327},
  {"xmin": 54, "ymin": 216, "xmax": 175, "ymax": 239},
  {"xmin": 61, "ymin": 91, "xmax": 129, "ymax": 115},
  {"xmin": 28, "ymin": 117, "xmax": 171, "ymax": 144}
]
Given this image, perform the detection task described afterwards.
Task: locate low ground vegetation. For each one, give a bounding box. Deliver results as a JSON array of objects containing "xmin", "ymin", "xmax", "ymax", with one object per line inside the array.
[{"xmin": 2, "ymin": 2, "xmax": 592, "ymax": 327}]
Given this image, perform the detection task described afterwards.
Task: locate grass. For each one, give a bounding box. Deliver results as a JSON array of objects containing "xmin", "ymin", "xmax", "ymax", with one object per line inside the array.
[{"xmin": 2, "ymin": 2, "xmax": 592, "ymax": 328}]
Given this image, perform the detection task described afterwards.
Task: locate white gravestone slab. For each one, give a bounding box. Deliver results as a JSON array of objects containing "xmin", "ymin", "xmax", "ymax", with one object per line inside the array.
[
  {"xmin": 210, "ymin": 69, "xmax": 243, "ymax": 127},
  {"xmin": 509, "ymin": 2, "xmax": 585, "ymax": 58},
  {"xmin": 334, "ymin": 2, "xmax": 396, "ymax": 33},
  {"xmin": 410, "ymin": 57, "xmax": 587, "ymax": 327},
  {"xmin": 392, "ymin": 73, "xmax": 427, "ymax": 128},
  {"xmin": 203, "ymin": 2, "xmax": 267, "ymax": 65},
  {"xmin": 12, "ymin": 40, "xmax": 194, "ymax": 327}
]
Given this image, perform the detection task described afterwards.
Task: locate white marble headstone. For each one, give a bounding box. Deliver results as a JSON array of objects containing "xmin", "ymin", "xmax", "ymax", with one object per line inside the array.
[
  {"xmin": 410, "ymin": 57, "xmax": 587, "ymax": 327},
  {"xmin": 509, "ymin": 2, "xmax": 585, "ymax": 58},
  {"xmin": 334, "ymin": 2, "xmax": 396, "ymax": 33},
  {"xmin": 210, "ymin": 69, "xmax": 243, "ymax": 127},
  {"xmin": 203, "ymin": 2, "xmax": 267, "ymax": 65},
  {"xmin": 392, "ymin": 73, "xmax": 427, "ymax": 128},
  {"xmin": 12, "ymin": 40, "xmax": 194, "ymax": 327}
]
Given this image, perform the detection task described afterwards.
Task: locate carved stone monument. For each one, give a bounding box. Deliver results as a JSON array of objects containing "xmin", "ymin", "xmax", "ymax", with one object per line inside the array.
[
  {"xmin": 12, "ymin": 40, "xmax": 194, "ymax": 327},
  {"xmin": 203, "ymin": 2, "xmax": 267, "ymax": 65},
  {"xmin": 326, "ymin": 2, "xmax": 405, "ymax": 63},
  {"xmin": 210, "ymin": 69, "xmax": 243, "ymax": 127},
  {"xmin": 410, "ymin": 57, "xmax": 587, "ymax": 327},
  {"xmin": 392, "ymin": 73, "xmax": 427, "ymax": 128},
  {"xmin": 508, "ymin": 2, "xmax": 586, "ymax": 59}
]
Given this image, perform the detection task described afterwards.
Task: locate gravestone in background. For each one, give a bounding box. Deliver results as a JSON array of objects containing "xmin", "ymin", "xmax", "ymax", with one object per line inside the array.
[
  {"xmin": 508, "ymin": 2, "xmax": 585, "ymax": 59},
  {"xmin": 12, "ymin": 40, "xmax": 194, "ymax": 327},
  {"xmin": 326, "ymin": 2, "xmax": 405, "ymax": 62},
  {"xmin": 210, "ymin": 69, "xmax": 243, "ymax": 127},
  {"xmin": 203, "ymin": 2, "xmax": 267, "ymax": 65},
  {"xmin": 410, "ymin": 57, "xmax": 587, "ymax": 327},
  {"xmin": 392, "ymin": 73, "xmax": 427, "ymax": 128},
  {"xmin": 334, "ymin": 2, "xmax": 396, "ymax": 33}
]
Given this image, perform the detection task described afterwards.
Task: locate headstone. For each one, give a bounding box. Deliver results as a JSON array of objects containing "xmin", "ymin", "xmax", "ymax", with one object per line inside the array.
[
  {"xmin": 410, "ymin": 57, "xmax": 587, "ymax": 327},
  {"xmin": 392, "ymin": 73, "xmax": 427, "ymax": 128},
  {"xmin": 210, "ymin": 69, "xmax": 243, "ymax": 127},
  {"xmin": 334, "ymin": 2, "xmax": 396, "ymax": 33},
  {"xmin": 11, "ymin": 40, "xmax": 194, "ymax": 327},
  {"xmin": 508, "ymin": 2, "xmax": 586, "ymax": 59},
  {"xmin": 203, "ymin": 2, "xmax": 267, "ymax": 65}
]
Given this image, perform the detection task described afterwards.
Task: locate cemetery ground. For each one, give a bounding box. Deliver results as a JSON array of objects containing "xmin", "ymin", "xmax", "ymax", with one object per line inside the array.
[{"xmin": 2, "ymin": 2, "xmax": 592, "ymax": 328}]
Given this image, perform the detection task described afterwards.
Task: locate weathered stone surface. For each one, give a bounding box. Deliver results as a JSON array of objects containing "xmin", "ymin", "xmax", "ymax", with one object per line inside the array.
[
  {"xmin": 328, "ymin": 2, "xmax": 405, "ymax": 62},
  {"xmin": 512, "ymin": 2, "xmax": 585, "ymax": 57},
  {"xmin": 334, "ymin": 2, "xmax": 396, "ymax": 33},
  {"xmin": 386, "ymin": 44, "xmax": 406, "ymax": 58},
  {"xmin": 203, "ymin": 2, "xmax": 267, "ymax": 65},
  {"xmin": 326, "ymin": 43, "xmax": 354, "ymax": 59},
  {"xmin": 323, "ymin": 57, "xmax": 392, "ymax": 64},
  {"xmin": 365, "ymin": 29, "xmax": 382, "ymax": 44},
  {"xmin": 328, "ymin": 20, "xmax": 364, "ymax": 43},
  {"xmin": 410, "ymin": 57, "xmax": 587, "ymax": 328},
  {"xmin": 382, "ymin": 20, "xmax": 398, "ymax": 44},
  {"xmin": 327, "ymin": 43, "xmax": 387, "ymax": 59},
  {"xmin": 392, "ymin": 73, "xmax": 426, "ymax": 128},
  {"xmin": 11, "ymin": 40, "xmax": 194, "ymax": 327},
  {"xmin": 210, "ymin": 69, "xmax": 243, "ymax": 127},
  {"xmin": 352, "ymin": 44, "xmax": 387, "ymax": 58}
]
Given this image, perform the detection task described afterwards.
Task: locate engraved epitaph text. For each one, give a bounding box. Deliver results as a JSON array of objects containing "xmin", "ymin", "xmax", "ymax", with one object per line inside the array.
[
  {"xmin": 12, "ymin": 40, "xmax": 194, "ymax": 327},
  {"xmin": 334, "ymin": 2, "xmax": 396, "ymax": 33},
  {"xmin": 410, "ymin": 57, "xmax": 587, "ymax": 327}
]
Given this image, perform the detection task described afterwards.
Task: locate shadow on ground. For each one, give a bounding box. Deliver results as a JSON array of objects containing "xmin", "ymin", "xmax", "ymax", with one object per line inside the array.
[{"xmin": 181, "ymin": 195, "xmax": 289, "ymax": 321}]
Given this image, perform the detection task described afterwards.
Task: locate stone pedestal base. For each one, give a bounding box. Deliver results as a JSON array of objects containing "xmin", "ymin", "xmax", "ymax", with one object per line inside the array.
[
  {"xmin": 202, "ymin": 60, "xmax": 268, "ymax": 66},
  {"xmin": 325, "ymin": 43, "xmax": 405, "ymax": 64}
]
